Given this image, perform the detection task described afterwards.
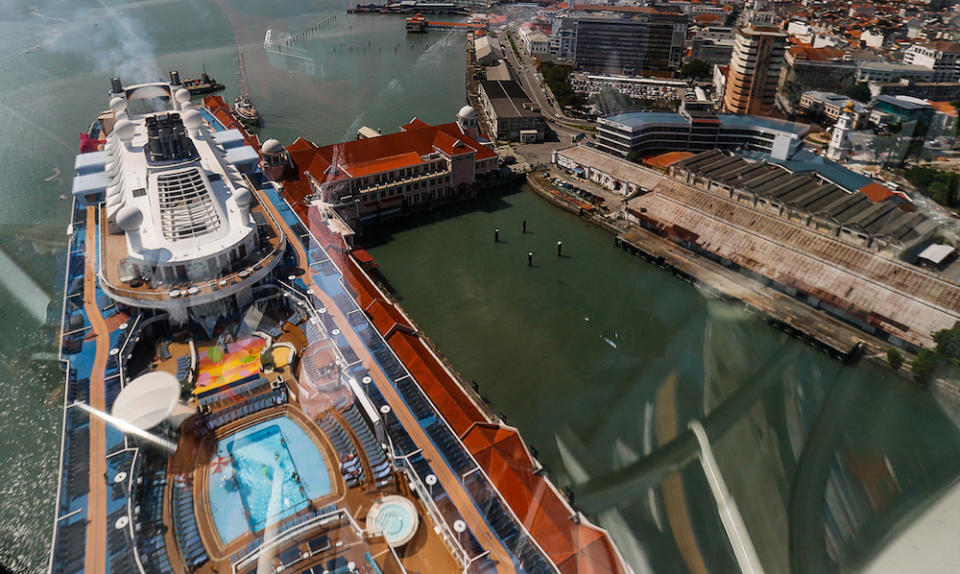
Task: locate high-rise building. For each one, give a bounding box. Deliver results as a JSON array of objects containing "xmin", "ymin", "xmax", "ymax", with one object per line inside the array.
[
  {"xmin": 722, "ymin": 23, "xmax": 787, "ymax": 116},
  {"xmin": 551, "ymin": 5, "xmax": 689, "ymax": 74}
]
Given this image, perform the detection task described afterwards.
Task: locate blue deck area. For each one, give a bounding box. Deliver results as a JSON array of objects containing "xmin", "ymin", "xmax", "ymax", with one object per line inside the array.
[{"xmin": 209, "ymin": 416, "xmax": 332, "ymax": 543}]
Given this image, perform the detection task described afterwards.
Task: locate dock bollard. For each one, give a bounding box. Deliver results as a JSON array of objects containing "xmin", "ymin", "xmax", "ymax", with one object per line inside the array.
[
  {"xmin": 495, "ymin": 228, "xmax": 500, "ymax": 243},
  {"xmin": 557, "ymin": 240, "xmax": 563, "ymax": 256},
  {"xmin": 528, "ymin": 252, "xmax": 533, "ymax": 266}
]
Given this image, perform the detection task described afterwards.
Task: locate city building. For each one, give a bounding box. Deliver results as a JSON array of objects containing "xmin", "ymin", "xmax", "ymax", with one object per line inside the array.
[
  {"xmin": 475, "ymin": 35, "xmax": 503, "ymax": 66},
  {"xmin": 597, "ymin": 102, "xmax": 810, "ymax": 160},
  {"xmin": 867, "ymin": 79, "xmax": 960, "ymax": 101},
  {"xmin": 856, "ymin": 61, "xmax": 935, "ymax": 83},
  {"xmin": 723, "ymin": 23, "xmax": 788, "ymax": 116},
  {"xmin": 273, "ymin": 108, "xmax": 499, "ymax": 229},
  {"xmin": 550, "ymin": 5, "xmax": 690, "ymax": 74},
  {"xmin": 477, "ymin": 79, "xmax": 545, "ymax": 142},
  {"xmin": 690, "ymin": 36, "xmax": 736, "ymax": 66},
  {"xmin": 798, "ymin": 91, "xmax": 868, "ymax": 128},
  {"xmin": 779, "ymin": 44, "xmax": 857, "ymax": 97},
  {"xmin": 870, "ymin": 94, "xmax": 936, "ymax": 131},
  {"xmin": 904, "ymin": 41, "xmax": 960, "ymax": 82},
  {"xmin": 518, "ymin": 25, "xmax": 550, "ymax": 56}
]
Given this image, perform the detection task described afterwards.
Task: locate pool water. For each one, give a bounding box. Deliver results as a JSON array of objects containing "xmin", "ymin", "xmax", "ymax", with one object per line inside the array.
[{"xmin": 209, "ymin": 416, "xmax": 332, "ymax": 544}]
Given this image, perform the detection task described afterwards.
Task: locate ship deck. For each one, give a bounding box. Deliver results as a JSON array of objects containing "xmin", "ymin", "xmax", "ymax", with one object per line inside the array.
[{"xmin": 99, "ymin": 198, "xmax": 285, "ymax": 303}]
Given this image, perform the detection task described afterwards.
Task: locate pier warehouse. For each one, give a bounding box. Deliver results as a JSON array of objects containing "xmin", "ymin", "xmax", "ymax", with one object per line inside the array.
[
  {"xmin": 597, "ymin": 102, "xmax": 809, "ymax": 160},
  {"xmin": 269, "ymin": 108, "xmax": 498, "ymax": 229}
]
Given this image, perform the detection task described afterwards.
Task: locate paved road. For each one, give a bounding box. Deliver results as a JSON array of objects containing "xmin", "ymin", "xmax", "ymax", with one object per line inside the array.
[
  {"xmin": 83, "ymin": 206, "xmax": 108, "ymax": 574},
  {"xmin": 257, "ymin": 189, "xmax": 520, "ymax": 573}
]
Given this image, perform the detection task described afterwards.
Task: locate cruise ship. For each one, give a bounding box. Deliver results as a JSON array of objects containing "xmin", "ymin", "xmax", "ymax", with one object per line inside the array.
[{"xmin": 51, "ymin": 72, "xmax": 629, "ymax": 574}]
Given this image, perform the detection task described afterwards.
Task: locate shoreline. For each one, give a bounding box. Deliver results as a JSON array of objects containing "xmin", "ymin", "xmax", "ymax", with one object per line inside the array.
[{"xmin": 522, "ymin": 172, "xmax": 915, "ymax": 375}]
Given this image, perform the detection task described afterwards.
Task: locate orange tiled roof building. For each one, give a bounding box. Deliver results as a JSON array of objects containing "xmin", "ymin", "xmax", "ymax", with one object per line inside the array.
[{"xmin": 271, "ymin": 107, "xmax": 499, "ymax": 228}]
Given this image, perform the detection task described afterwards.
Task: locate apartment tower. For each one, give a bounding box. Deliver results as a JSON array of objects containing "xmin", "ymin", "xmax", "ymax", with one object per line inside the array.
[{"xmin": 722, "ymin": 23, "xmax": 787, "ymax": 116}]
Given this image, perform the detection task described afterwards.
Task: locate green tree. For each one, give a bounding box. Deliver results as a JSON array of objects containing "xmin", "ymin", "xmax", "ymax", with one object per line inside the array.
[
  {"xmin": 680, "ymin": 59, "xmax": 712, "ymax": 79},
  {"xmin": 933, "ymin": 328, "xmax": 960, "ymax": 364},
  {"xmin": 627, "ymin": 151, "xmax": 643, "ymax": 163},
  {"xmin": 887, "ymin": 348, "xmax": 903, "ymax": 370},
  {"xmin": 912, "ymin": 348, "xmax": 938, "ymax": 386},
  {"xmin": 844, "ymin": 82, "xmax": 872, "ymax": 103}
]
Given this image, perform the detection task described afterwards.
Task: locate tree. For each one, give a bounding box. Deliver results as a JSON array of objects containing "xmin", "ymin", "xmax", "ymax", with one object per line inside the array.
[
  {"xmin": 627, "ymin": 151, "xmax": 643, "ymax": 163},
  {"xmin": 887, "ymin": 348, "xmax": 903, "ymax": 370},
  {"xmin": 844, "ymin": 82, "xmax": 872, "ymax": 103},
  {"xmin": 681, "ymin": 59, "xmax": 712, "ymax": 79},
  {"xmin": 912, "ymin": 348, "xmax": 938, "ymax": 386}
]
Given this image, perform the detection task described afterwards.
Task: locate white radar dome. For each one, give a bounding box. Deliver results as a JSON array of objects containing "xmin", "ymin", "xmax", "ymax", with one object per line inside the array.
[
  {"xmin": 114, "ymin": 119, "xmax": 135, "ymax": 143},
  {"xmin": 458, "ymin": 105, "xmax": 477, "ymax": 119},
  {"xmin": 261, "ymin": 139, "xmax": 283, "ymax": 155},
  {"xmin": 109, "ymin": 97, "xmax": 126, "ymax": 114},
  {"xmin": 116, "ymin": 205, "xmax": 143, "ymax": 231},
  {"xmin": 181, "ymin": 108, "xmax": 203, "ymax": 131},
  {"xmin": 174, "ymin": 88, "xmax": 192, "ymax": 105}
]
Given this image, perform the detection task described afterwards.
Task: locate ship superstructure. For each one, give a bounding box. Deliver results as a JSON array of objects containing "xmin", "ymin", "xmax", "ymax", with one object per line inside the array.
[{"xmin": 50, "ymin": 73, "xmax": 630, "ymax": 574}]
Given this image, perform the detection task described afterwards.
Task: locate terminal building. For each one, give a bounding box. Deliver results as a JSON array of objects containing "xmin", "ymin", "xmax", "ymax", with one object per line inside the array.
[
  {"xmin": 596, "ymin": 102, "xmax": 809, "ymax": 160},
  {"xmin": 271, "ymin": 107, "xmax": 498, "ymax": 230}
]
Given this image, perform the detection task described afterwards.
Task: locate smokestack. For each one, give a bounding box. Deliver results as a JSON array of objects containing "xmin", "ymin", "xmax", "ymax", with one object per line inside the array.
[
  {"xmin": 169, "ymin": 70, "xmax": 181, "ymax": 86},
  {"xmin": 111, "ymin": 77, "xmax": 123, "ymax": 94}
]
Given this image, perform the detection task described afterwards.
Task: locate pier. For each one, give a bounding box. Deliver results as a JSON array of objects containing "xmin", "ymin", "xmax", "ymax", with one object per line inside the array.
[{"xmin": 406, "ymin": 14, "xmax": 484, "ymax": 33}]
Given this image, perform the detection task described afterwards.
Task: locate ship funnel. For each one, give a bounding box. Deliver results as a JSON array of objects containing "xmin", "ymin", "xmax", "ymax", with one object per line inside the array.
[
  {"xmin": 111, "ymin": 77, "xmax": 123, "ymax": 94},
  {"xmin": 169, "ymin": 70, "xmax": 181, "ymax": 86}
]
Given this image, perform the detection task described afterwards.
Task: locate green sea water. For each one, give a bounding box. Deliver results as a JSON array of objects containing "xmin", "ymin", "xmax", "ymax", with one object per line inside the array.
[{"xmin": 0, "ymin": 2, "xmax": 958, "ymax": 573}]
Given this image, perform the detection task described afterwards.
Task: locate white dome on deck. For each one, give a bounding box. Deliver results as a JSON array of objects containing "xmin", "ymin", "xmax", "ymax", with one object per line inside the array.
[
  {"xmin": 174, "ymin": 88, "xmax": 192, "ymax": 105},
  {"xmin": 261, "ymin": 139, "xmax": 283, "ymax": 155},
  {"xmin": 458, "ymin": 105, "xmax": 477, "ymax": 119},
  {"xmin": 234, "ymin": 186, "xmax": 252, "ymax": 207}
]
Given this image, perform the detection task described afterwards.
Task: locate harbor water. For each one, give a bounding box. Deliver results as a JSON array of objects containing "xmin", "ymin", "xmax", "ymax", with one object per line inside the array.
[{"xmin": 0, "ymin": 1, "xmax": 958, "ymax": 573}]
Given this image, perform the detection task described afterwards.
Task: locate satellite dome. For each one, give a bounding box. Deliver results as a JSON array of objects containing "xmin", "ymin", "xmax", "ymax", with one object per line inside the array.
[
  {"xmin": 114, "ymin": 119, "xmax": 135, "ymax": 142},
  {"xmin": 261, "ymin": 138, "xmax": 283, "ymax": 155},
  {"xmin": 181, "ymin": 108, "xmax": 203, "ymax": 131},
  {"xmin": 458, "ymin": 105, "xmax": 477, "ymax": 119},
  {"xmin": 116, "ymin": 205, "xmax": 143, "ymax": 231},
  {"xmin": 109, "ymin": 97, "xmax": 126, "ymax": 114},
  {"xmin": 234, "ymin": 186, "xmax": 252, "ymax": 207},
  {"xmin": 174, "ymin": 88, "xmax": 192, "ymax": 105}
]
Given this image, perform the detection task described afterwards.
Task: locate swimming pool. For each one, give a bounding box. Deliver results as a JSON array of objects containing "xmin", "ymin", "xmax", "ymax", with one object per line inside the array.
[{"xmin": 208, "ymin": 416, "xmax": 332, "ymax": 544}]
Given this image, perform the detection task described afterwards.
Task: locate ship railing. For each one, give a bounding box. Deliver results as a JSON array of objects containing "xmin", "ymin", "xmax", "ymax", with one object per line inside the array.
[
  {"xmin": 392, "ymin": 453, "xmax": 474, "ymax": 570},
  {"xmin": 116, "ymin": 313, "xmax": 142, "ymax": 389},
  {"xmin": 232, "ymin": 509, "xmax": 355, "ymax": 573}
]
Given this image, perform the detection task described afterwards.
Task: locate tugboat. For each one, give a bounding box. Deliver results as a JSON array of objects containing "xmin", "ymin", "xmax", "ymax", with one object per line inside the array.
[
  {"xmin": 182, "ymin": 71, "xmax": 225, "ymax": 95},
  {"xmin": 232, "ymin": 51, "xmax": 261, "ymax": 127}
]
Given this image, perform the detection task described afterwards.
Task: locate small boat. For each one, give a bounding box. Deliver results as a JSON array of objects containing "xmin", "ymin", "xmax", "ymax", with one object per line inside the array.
[
  {"xmin": 182, "ymin": 72, "xmax": 225, "ymax": 95},
  {"xmin": 233, "ymin": 94, "xmax": 260, "ymax": 127},
  {"xmin": 232, "ymin": 51, "xmax": 261, "ymax": 127}
]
